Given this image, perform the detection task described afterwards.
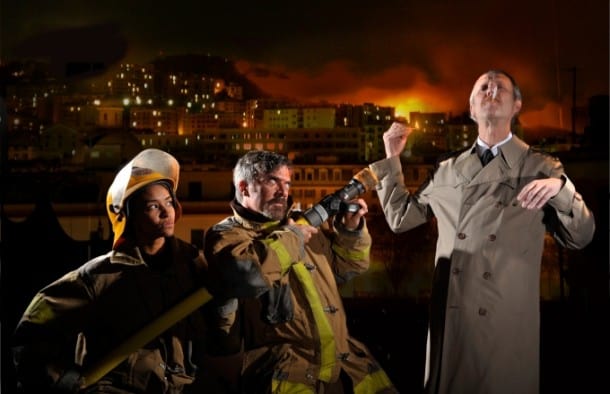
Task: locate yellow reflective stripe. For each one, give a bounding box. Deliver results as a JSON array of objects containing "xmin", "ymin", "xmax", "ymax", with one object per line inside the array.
[
  {"xmin": 353, "ymin": 368, "xmax": 394, "ymax": 394},
  {"xmin": 272, "ymin": 379, "xmax": 315, "ymax": 393},
  {"xmin": 260, "ymin": 220, "xmax": 281, "ymax": 230},
  {"xmin": 23, "ymin": 293, "xmax": 56, "ymax": 324},
  {"xmin": 23, "ymin": 271, "xmax": 80, "ymax": 324},
  {"xmin": 292, "ymin": 262, "xmax": 335, "ymax": 382},
  {"xmin": 263, "ymin": 237, "xmax": 293, "ymax": 275},
  {"xmin": 331, "ymin": 243, "xmax": 370, "ymax": 261}
]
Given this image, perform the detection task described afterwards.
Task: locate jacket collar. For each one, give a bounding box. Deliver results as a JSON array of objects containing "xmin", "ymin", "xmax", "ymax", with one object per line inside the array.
[
  {"xmin": 109, "ymin": 237, "xmax": 177, "ymax": 266},
  {"xmin": 230, "ymin": 199, "xmax": 283, "ymax": 232},
  {"xmin": 453, "ymin": 134, "xmax": 529, "ymax": 185}
]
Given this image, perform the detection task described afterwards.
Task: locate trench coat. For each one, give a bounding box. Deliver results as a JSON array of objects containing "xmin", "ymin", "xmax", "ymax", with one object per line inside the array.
[{"xmin": 370, "ymin": 135, "xmax": 595, "ymax": 394}]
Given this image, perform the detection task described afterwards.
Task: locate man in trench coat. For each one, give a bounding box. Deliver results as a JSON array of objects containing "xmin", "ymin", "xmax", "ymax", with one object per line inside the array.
[{"xmin": 369, "ymin": 70, "xmax": 595, "ymax": 394}]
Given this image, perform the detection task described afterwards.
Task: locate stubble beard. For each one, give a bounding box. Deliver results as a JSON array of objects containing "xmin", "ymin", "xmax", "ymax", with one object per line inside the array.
[{"xmin": 264, "ymin": 200, "xmax": 287, "ymax": 221}]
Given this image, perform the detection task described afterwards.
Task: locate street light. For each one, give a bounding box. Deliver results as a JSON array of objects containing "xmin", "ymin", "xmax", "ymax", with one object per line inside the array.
[{"xmin": 122, "ymin": 98, "xmax": 130, "ymax": 130}]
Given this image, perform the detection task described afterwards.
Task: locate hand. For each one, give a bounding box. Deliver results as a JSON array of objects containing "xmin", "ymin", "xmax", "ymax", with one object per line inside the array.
[
  {"xmin": 517, "ymin": 178, "xmax": 563, "ymax": 210},
  {"xmin": 287, "ymin": 218, "xmax": 318, "ymax": 243},
  {"xmin": 343, "ymin": 198, "xmax": 368, "ymax": 230},
  {"xmin": 383, "ymin": 122, "xmax": 410, "ymax": 158}
]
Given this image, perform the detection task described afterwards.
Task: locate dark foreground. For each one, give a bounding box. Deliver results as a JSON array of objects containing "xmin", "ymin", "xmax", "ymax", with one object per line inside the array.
[
  {"xmin": 343, "ymin": 297, "xmax": 609, "ymax": 393},
  {"xmin": 2, "ymin": 296, "xmax": 607, "ymax": 393}
]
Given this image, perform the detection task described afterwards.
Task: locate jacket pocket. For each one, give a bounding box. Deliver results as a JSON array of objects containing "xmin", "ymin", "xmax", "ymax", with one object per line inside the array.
[{"xmin": 261, "ymin": 282, "xmax": 294, "ymax": 324}]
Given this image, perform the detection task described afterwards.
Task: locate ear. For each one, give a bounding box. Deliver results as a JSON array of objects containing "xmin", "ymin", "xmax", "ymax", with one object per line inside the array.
[
  {"xmin": 238, "ymin": 180, "xmax": 249, "ymax": 197},
  {"xmin": 469, "ymin": 104, "xmax": 476, "ymax": 121},
  {"xmin": 513, "ymin": 99, "xmax": 522, "ymax": 116}
]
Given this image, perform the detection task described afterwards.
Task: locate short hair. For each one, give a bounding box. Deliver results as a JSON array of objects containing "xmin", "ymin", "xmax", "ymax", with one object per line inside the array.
[{"xmin": 233, "ymin": 150, "xmax": 291, "ymax": 201}]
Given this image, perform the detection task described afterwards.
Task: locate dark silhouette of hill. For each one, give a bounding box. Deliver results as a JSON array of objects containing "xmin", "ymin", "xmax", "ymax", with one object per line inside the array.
[
  {"xmin": 9, "ymin": 23, "xmax": 127, "ymax": 80},
  {"xmin": 0, "ymin": 60, "xmax": 57, "ymax": 86},
  {"xmin": 150, "ymin": 54, "xmax": 268, "ymax": 100}
]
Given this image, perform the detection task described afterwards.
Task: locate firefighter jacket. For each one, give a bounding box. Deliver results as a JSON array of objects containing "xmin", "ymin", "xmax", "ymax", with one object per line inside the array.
[
  {"xmin": 12, "ymin": 237, "xmax": 210, "ymax": 394},
  {"xmin": 204, "ymin": 200, "xmax": 398, "ymax": 394}
]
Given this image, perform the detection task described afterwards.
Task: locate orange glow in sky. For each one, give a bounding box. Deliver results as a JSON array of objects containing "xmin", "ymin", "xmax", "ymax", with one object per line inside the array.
[
  {"xmin": 3, "ymin": 0, "xmax": 605, "ymax": 135},
  {"xmin": 237, "ymin": 59, "xmax": 579, "ymax": 129}
]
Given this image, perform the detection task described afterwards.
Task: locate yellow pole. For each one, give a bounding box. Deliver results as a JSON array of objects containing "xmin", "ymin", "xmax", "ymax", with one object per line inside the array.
[{"xmin": 81, "ymin": 287, "xmax": 213, "ymax": 388}]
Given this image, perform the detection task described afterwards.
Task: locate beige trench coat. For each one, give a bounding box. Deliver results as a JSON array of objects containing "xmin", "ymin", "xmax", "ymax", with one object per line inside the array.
[{"xmin": 370, "ymin": 135, "xmax": 595, "ymax": 394}]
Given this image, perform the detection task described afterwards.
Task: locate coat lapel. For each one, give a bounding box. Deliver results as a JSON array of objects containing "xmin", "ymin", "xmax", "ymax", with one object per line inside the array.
[{"xmin": 455, "ymin": 136, "xmax": 528, "ymax": 189}]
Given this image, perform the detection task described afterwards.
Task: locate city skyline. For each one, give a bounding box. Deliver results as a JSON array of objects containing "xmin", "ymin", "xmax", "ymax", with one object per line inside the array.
[
  {"xmin": 1, "ymin": 4, "xmax": 608, "ymax": 392},
  {"xmin": 2, "ymin": 0, "xmax": 608, "ymax": 132}
]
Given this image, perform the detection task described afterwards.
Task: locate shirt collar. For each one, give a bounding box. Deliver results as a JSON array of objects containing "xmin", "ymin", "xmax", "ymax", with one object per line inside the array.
[{"xmin": 476, "ymin": 132, "xmax": 513, "ymax": 155}]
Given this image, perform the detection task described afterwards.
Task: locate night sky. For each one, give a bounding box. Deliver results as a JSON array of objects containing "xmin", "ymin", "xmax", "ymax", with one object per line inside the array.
[
  {"xmin": 1, "ymin": 4, "xmax": 608, "ymax": 392},
  {"xmin": 2, "ymin": 0, "xmax": 608, "ymax": 130}
]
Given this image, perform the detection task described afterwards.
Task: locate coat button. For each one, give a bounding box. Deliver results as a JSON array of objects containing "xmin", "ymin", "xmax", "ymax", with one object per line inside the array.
[
  {"xmin": 324, "ymin": 305, "xmax": 338, "ymax": 314},
  {"xmin": 457, "ymin": 233, "xmax": 466, "ymax": 239},
  {"xmin": 452, "ymin": 267, "xmax": 461, "ymax": 275},
  {"xmin": 478, "ymin": 307, "xmax": 487, "ymax": 316},
  {"xmin": 483, "ymin": 272, "xmax": 492, "ymax": 280},
  {"xmin": 488, "ymin": 234, "xmax": 496, "ymax": 241}
]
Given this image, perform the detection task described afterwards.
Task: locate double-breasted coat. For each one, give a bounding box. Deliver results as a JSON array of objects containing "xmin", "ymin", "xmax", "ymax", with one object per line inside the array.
[{"xmin": 370, "ymin": 135, "xmax": 595, "ymax": 394}]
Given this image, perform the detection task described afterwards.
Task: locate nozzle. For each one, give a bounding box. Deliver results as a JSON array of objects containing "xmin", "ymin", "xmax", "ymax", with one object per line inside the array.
[
  {"xmin": 339, "ymin": 167, "xmax": 378, "ymax": 201},
  {"xmin": 295, "ymin": 166, "xmax": 379, "ymax": 228},
  {"xmin": 353, "ymin": 167, "xmax": 378, "ymax": 190}
]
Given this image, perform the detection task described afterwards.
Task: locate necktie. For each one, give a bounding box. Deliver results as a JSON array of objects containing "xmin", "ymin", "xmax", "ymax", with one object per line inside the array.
[{"xmin": 481, "ymin": 149, "xmax": 495, "ymax": 166}]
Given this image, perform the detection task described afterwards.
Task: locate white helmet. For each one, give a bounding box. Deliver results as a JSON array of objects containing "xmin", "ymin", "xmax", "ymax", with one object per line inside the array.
[{"xmin": 106, "ymin": 148, "xmax": 180, "ymax": 248}]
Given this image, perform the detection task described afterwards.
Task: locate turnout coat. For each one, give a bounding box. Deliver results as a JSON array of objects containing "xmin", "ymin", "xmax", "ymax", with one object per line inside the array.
[
  {"xmin": 12, "ymin": 237, "xmax": 210, "ymax": 394},
  {"xmin": 370, "ymin": 135, "xmax": 595, "ymax": 394},
  {"xmin": 204, "ymin": 201, "xmax": 396, "ymax": 393}
]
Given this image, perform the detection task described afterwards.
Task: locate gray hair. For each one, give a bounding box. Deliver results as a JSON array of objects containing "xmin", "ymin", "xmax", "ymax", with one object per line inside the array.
[{"xmin": 233, "ymin": 150, "xmax": 291, "ymax": 202}]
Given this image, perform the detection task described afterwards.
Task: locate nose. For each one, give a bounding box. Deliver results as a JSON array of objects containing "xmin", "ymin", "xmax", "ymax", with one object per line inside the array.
[
  {"xmin": 275, "ymin": 182, "xmax": 289, "ymax": 197},
  {"xmin": 486, "ymin": 81, "xmax": 498, "ymax": 99}
]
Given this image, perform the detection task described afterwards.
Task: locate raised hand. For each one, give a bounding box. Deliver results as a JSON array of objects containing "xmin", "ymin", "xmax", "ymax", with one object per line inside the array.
[{"xmin": 383, "ymin": 122, "xmax": 411, "ymax": 158}]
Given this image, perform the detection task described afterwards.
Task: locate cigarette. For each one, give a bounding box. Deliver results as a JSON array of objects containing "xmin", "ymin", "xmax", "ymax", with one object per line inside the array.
[{"xmin": 491, "ymin": 85, "xmax": 498, "ymax": 100}]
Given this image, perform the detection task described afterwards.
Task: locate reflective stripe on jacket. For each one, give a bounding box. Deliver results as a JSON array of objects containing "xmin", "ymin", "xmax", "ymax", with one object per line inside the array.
[
  {"xmin": 205, "ymin": 200, "xmax": 397, "ymax": 393},
  {"xmin": 13, "ymin": 237, "xmax": 209, "ymax": 393}
]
